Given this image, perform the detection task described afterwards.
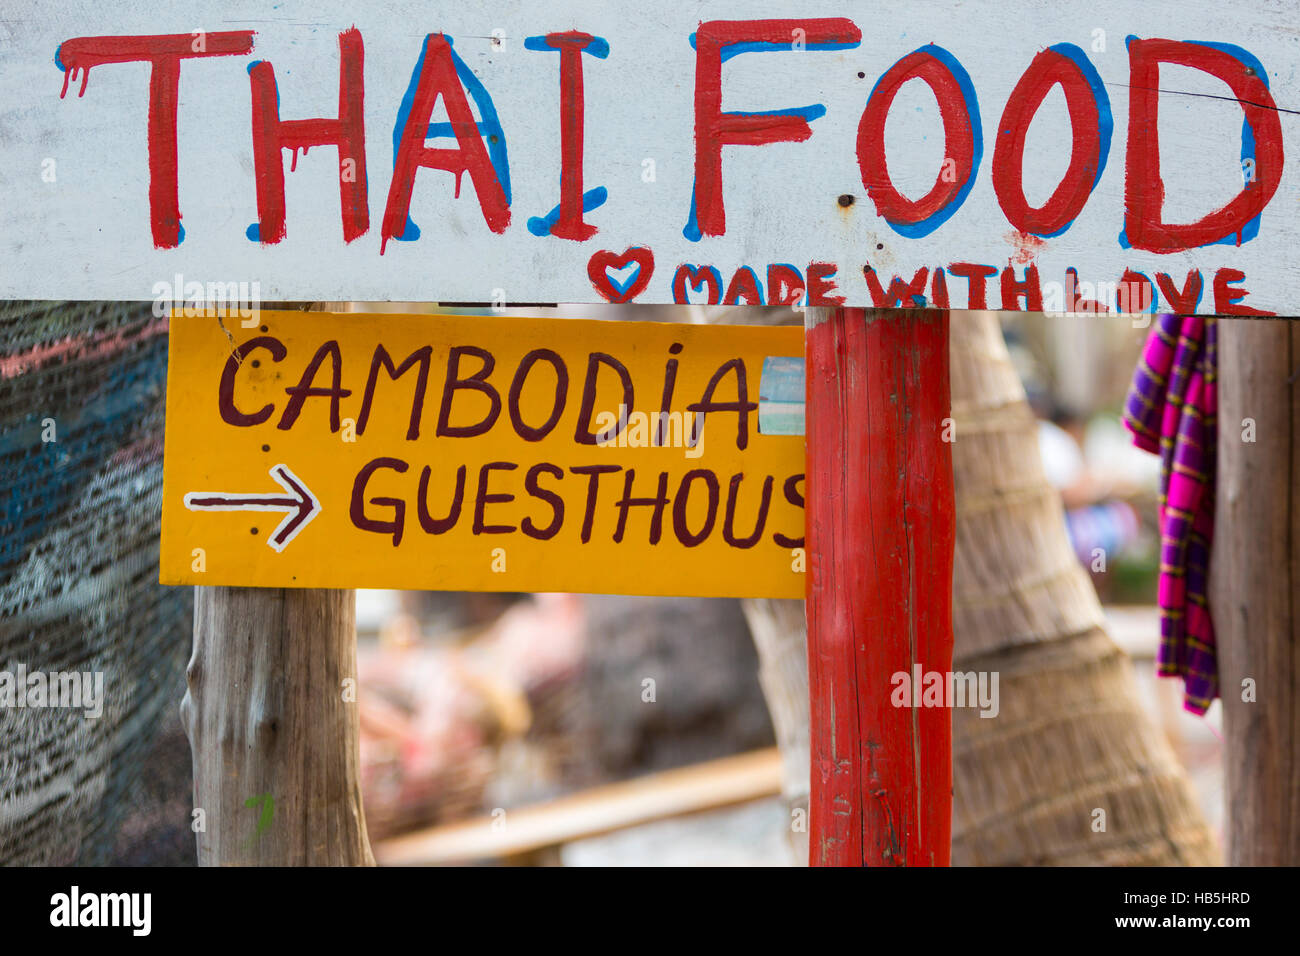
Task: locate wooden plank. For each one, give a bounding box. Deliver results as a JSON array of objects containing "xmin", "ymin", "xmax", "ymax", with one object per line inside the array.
[
  {"xmin": 1212, "ymin": 318, "xmax": 1300, "ymax": 865},
  {"xmin": 804, "ymin": 307, "xmax": 954, "ymax": 866},
  {"xmin": 160, "ymin": 309, "xmax": 806, "ymax": 598},
  {"xmin": 374, "ymin": 748, "xmax": 783, "ymax": 865},
  {"xmin": 3, "ymin": 2, "xmax": 1296, "ymax": 312}
]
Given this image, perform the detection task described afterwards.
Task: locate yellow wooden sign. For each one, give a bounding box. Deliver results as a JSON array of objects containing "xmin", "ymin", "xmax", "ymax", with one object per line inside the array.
[{"xmin": 161, "ymin": 310, "xmax": 806, "ymax": 598}]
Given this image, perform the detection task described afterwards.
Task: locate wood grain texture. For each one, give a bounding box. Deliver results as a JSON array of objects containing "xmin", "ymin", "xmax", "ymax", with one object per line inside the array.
[
  {"xmin": 1212, "ymin": 318, "xmax": 1300, "ymax": 866},
  {"xmin": 182, "ymin": 586, "xmax": 374, "ymax": 866},
  {"xmin": 804, "ymin": 306, "xmax": 954, "ymax": 866}
]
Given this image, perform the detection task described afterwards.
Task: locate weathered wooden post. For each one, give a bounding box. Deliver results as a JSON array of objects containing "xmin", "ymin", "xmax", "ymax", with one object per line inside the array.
[
  {"xmin": 183, "ymin": 587, "xmax": 374, "ymax": 865},
  {"xmin": 804, "ymin": 306, "xmax": 955, "ymax": 866},
  {"xmin": 182, "ymin": 302, "xmax": 373, "ymax": 866},
  {"xmin": 1212, "ymin": 317, "xmax": 1300, "ymax": 866}
]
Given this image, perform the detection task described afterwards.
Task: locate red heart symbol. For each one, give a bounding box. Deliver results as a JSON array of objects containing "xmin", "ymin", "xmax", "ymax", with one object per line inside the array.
[{"xmin": 588, "ymin": 247, "xmax": 655, "ymax": 303}]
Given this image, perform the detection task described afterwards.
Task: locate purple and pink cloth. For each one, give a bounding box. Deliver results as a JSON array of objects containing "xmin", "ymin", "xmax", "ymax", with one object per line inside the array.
[{"xmin": 1122, "ymin": 315, "xmax": 1218, "ymax": 715}]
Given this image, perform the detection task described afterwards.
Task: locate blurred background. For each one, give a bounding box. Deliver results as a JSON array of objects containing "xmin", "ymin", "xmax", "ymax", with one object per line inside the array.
[{"xmin": 0, "ymin": 301, "xmax": 1222, "ymax": 866}]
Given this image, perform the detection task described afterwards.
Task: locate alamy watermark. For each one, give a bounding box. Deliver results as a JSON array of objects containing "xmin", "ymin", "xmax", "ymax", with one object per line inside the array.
[
  {"xmin": 891, "ymin": 666, "xmax": 999, "ymax": 718},
  {"xmin": 1040, "ymin": 273, "xmax": 1156, "ymax": 326},
  {"xmin": 152, "ymin": 272, "xmax": 261, "ymax": 326},
  {"xmin": 0, "ymin": 664, "xmax": 104, "ymax": 719},
  {"xmin": 50, "ymin": 886, "xmax": 150, "ymax": 936},
  {"xmin": 594, "ymin": 404, "xmax": 705, "ymax": 459}
]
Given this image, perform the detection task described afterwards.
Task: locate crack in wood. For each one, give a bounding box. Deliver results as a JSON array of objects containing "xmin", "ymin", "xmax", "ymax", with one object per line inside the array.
[{"xmin": 1105, "ymin": 82, "xmax": 1300, "ymax": 116}]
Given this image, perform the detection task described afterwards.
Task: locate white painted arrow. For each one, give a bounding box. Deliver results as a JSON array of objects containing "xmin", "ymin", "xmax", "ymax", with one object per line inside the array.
[{"xmin": 183, "ymin": 464, "xmax": 320, "ymax": 552}]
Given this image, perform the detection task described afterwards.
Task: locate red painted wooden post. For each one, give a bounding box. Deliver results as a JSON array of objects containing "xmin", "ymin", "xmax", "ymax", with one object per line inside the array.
[{"xmin": 804, "ymin": 307, "xmax": 955, "ymax": 866}]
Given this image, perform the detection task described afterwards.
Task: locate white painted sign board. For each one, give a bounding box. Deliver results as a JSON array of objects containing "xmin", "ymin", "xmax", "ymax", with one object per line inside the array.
[{"xmin": 0, "ymin": 1, "xmax": 1296, "ymax": 314}]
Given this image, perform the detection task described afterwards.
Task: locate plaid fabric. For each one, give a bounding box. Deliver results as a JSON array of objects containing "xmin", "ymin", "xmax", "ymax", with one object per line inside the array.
[{"xmin": 1122, "ymin": 314, "xmax": 1218, "ymax": 715}]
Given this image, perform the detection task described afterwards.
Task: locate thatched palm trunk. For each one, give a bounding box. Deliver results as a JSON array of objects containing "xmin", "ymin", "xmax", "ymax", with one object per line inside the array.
[{"xmin": 741, "ymin": 310, "xmax": 1217, "ymax": 865}]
